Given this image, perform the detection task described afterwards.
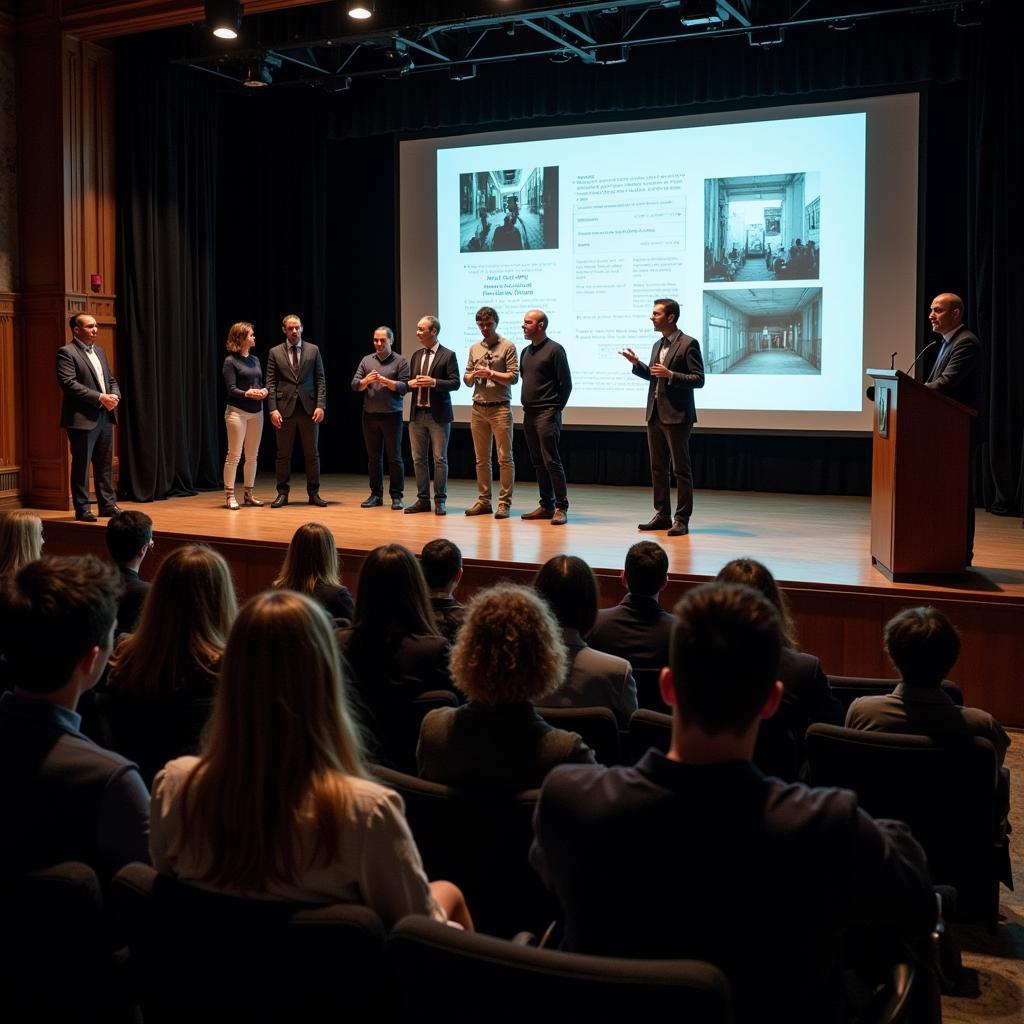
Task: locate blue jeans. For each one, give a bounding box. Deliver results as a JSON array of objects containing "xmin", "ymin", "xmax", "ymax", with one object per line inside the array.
[{"xmin": 409, "ymin": 409, "xmax": 451, "ymax": 502}]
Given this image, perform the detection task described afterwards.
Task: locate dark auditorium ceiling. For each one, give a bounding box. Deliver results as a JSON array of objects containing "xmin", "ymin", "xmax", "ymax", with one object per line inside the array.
[{"xmin": 45, "ymin": 1, "xmax": 995, "ymax": 88}]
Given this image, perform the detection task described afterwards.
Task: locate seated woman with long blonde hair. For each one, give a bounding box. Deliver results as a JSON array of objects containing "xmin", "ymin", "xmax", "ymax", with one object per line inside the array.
[
  {"xmin": 0, "ymin": 511, "xmax": 44, "ymax": 579},
  {"xmin": 150, "ymin": 590, "xmax": 471, "ymax": 929},
  {"xmin": 273, "ymin": 522, "xmax": 354, "ymax": 624}
]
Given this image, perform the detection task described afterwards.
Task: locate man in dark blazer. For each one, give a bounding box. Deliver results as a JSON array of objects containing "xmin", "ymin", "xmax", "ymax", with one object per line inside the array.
[
  {"xmin": 0, "ymin": 555, "xmax": 150, "ymax": 881},
  {"xmin": 56, "ymin": 313, "xmax": 122, "ymax": 521},
  {"xmin": 924, "ymin": 292, "xmax": 987, "ymax": 563},
  {"xmin": 405, "ymin": 315, "xmax": 460, "ymax": 516},
  {"xmin": 266, "ymin": 313, "xmax": 327, "ymax": 507},
  {"xmin": 621, "ymin": 298, "xmax": 705, "ymax": 537}
]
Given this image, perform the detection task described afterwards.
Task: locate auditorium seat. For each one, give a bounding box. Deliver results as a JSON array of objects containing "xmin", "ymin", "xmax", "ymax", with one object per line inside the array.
[
  {"xmin": 371, "ymin": 764, "xmax": 556, "ymax": 939},
  {"xmin": 828, "ymin": 677, "xmax": 964, "ymax": 714},
  {"xmin": 111, "ymin": 862, "xmax": 388, "ymax": 1022},
  {"xmin": 805, "ymin": 724, "xmax": 1006, "ymax": 926},
  {"xmin": 388, "ymin": 913, "xmax": 734, "ymax": 1024},
  {"xmin": 625, "ymin": 707, "xmax": 672, "ymax": 764}
]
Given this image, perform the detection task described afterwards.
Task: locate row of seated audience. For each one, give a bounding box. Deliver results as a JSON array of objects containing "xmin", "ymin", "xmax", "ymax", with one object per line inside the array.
[{"xmin": 0, "ymin": 507, "xmax": 1012, "ymax": 1022}]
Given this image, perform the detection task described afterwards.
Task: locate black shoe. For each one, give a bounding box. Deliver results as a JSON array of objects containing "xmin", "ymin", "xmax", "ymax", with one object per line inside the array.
[
  {"xmin": 391, "ymin": 499, "xmax": 404, "ymax": 510},
  {"xmin": 75, "ymin": 510, "xmax": 98, "ymax": 522},
  {"xmin": 404, "ymin": 500, "xmax": 432, "ymax": 515},
  {"xmin": 667, "ymin": 520, "xmax": 689, "ymax": 537},
  {"xmin": 308, "ymin": 493, "xmax": 328, "ymax": 507},
  {"xmin": 521, "ymin": 506, "xmax": 554, "ymax": 520},
  {"xmin": 360, "ymin": 495, "xmax": 383, "ymax": 508},
  {"xmin": 99, "ymin": 505, "xmax": 123, "ymax": 517},
  {"xmin": 271, "ymin": 493, "xmax": 289, "ymax": 508},
  {"xmin": 434, "ymin": 501, "xmax": 447, "ymax": 516},
  {"xmin": 638, "ymin": 516, "xmax": 672, "ymax": 531}
]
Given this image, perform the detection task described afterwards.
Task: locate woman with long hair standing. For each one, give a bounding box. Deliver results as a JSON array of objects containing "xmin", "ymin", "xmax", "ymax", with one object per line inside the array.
[
  {"xmin": 273, "ymin": 523, "xmax": 354, "ymax": 623},
  {"xmin": 150, "ymin": 590, "xmax": 471, "ymax": 928},
  {"xmin": 223, "ymin": 321, "xmax": 268, "ymax": 510}
]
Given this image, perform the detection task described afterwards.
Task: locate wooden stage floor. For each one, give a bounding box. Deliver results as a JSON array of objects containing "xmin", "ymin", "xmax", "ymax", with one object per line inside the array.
[{"xmin": 35, "ymin": 473, "xmax": 1024, "ymax": 725}]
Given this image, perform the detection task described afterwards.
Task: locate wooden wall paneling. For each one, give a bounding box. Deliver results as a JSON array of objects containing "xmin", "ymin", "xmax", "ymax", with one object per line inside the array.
[{"xmin": 0, "ymin": 292, "xmax": 20, "ymax": 504}]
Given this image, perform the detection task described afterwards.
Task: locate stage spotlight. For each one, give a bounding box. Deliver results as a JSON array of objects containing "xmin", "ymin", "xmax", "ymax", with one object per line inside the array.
[
  {"xmin": 347, "ymin": 2, "xmax": 374, "ymax": 19},
  {"xmin": 206, "ymin": 0, "xmax": 242, "ymax": 40}
]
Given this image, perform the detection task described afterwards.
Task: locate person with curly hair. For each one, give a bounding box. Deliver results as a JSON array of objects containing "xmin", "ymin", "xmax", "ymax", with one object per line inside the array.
[{"xmin": 417, "ymin": 584, "xmax": 595, "ymax": 790}]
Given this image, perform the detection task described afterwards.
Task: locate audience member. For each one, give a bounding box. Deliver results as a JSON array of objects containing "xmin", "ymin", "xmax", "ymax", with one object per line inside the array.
[
  {"xmin": 420, "ymin": 538, "xmax": 466, "ymax": 642},
  {"xmin": 530, "ymin": 582, "xmax": 935, "ymax": 1024},
  {"xmin": 0, "ymin": 510, "xmax": 44, "ymax": 579},
  {"xmin": 417, "ymin": 584, "xmax": 595, "ymax": 788},
  {"xmin": 105, "ymin": 509, "xmax": 153, "ymax": 634},
  {"xmin": 846, "ymin": 606, "xmax": 1010, "ymax": 766},
  {"xmin": 274, "ymin": 522, "xmax": 354, "ymax": 623},
  {"xmin": 587, "ymin": 541, "xmax": 673, "ymax": 672},
  {"xmin": 150, "ymin": 590, "xmax": 471, "ymax": 929},
  {"xmin": 534, "ymin": 555, "xmax": 637, "ymax": 726},
  {"xmin": 716, "ymin": 557, "xmax": 842, "ymax": 779},
  {"xmin": 102, "ymin": 545, "xmax": 237, "ymax": 785},
  {"xmin": 0, "ymin": 555, "xmax": 149, "ymax": 879},
  {"xmin": 337, "ymin": 544, "xmax": 453, "ymax": 764}
]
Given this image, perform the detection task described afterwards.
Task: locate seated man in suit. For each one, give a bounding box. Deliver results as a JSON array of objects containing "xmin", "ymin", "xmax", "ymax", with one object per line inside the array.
[
  {"xmin": 105, "ymin": 509, "xmax": 153, "ymax": 634},
  {"xmin": 0, "ymin": 555, "xmax": 150, "ymax": 880},
  {"xmin": 531, "ymin": 582, "xmax": 935, "ymax": 1024},
  {"xmin": 420, "ymin": 538, "xmax": 466, "ymax": 643},
  {"xmin": 587, "ymin": 541, "xmax": 673, "ymax": 673},
  {"xmin": 846, "ymin": 606, "xmax": 1009, "ymax": 767}
]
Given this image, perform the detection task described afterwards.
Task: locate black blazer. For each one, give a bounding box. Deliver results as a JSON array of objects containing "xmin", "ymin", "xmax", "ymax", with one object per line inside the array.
[
  {"xmin": 407, "ymin": 344, "xmax": 461, "ymax": 424},
  {"xmin": 265, "ymin": 342, "xmax": 327, "ymax": 418},
  {"xmin": 925, "ymin": 326, "xmax": 987, "ymax": 442},
  {"xmin": 631, "ymin": 331, "xmax": 705, "ymax": 425},
  {"xmin": 57, "ymin": 342, "xmax": 120, "ymax": 429}
]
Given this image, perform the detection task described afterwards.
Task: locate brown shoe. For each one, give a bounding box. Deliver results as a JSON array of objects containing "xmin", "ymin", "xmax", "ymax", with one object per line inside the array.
[
  {"xmin": 494, "ymin": 505, "xmax": 511, "ymax": 520},
  {"xmin": 551, "ymin": 509, "xmax": 568, "ymax": 526},
  {"xmin": 465, "ymin": 500, "xmax": 493, "ymax": 516},
  {"xmin": 521, "ymin": 506, "xmax": 554, "ymax": 520}
]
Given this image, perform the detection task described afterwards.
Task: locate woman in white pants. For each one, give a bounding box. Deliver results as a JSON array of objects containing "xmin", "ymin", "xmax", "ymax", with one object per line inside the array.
[{"xmin": 222, "ymin": 322, "xmax": 267, "ymax": 510}]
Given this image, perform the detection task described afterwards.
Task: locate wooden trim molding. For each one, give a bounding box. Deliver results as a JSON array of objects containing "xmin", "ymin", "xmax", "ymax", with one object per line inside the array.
[{"xmin": 0, "ymin": 291, "xmax": 21, "ymax": 501}]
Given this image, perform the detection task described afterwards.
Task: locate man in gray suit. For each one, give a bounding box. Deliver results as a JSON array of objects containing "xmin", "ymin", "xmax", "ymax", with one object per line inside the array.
[
  {"xmin": 266, "ymin": 313, "xmax": 327, "ymax": 507},
  {"xmin": 620, "ymin": 298, "xmax": 705, "ymax": 537},
  {"xmin": 56, "ymin": 313, "xmax": 122, "ymax": 521}
]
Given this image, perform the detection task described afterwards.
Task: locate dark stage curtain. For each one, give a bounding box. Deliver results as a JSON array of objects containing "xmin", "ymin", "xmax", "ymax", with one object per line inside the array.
[{"xmin": 115, "ymin": 47, "xmax": 221, "ymax": 501}]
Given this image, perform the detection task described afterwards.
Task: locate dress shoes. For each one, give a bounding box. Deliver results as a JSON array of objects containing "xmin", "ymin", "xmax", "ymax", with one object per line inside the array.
[
  {"xmin": 75, "ymin": 510, "xmax": 98, "ymax": 522},
  {"xmin": 494, "ymin": 505, "xmax": 510, "ymax": 520},
  {"xmin": 667, "ymin": 520, "xmax": 689, "ymax": 537},
  {"xmin": 391, "ymin": 499, "xmax": 404, "ymax": 511},
  {"xmin": 638, "ymin": 516, "xmax": 672, "ymax": 531},
  {"xmin": 521, "ymin": 506, "xmax": 554, "ymax": 521},
  {"xmin": 100, "ymin": 505, "xmax": 123, "ymax": 517},
  {"xmin": 308, "ymin": 493, "xmax": 328, "ymax": 507},
  {"xmin": 434, "ymin": 502, "xmax": 447, "ymax": 516},
  {"xmin": 270, "ymin": 493, "xmax": 289, "ymax": 509},
  {"xmin": 465, "ymin": 501, "xmax": 493, "ymax": 517},
  {"xmin": 360, "ymin": 495, "xmax": 383, "ymax": 508},
  {"xmin": 551, "ymin": 509, "xmax": 568, "ymax": 526},
  {"xmin": 404, "ymin": 500, "xmax": 432, "ymax": 515}
]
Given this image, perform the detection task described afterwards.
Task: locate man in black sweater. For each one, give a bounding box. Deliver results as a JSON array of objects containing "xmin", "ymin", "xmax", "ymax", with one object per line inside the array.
[{"xmin": 519, "ymin": 309, "xmax": 572, "ymax": 526}]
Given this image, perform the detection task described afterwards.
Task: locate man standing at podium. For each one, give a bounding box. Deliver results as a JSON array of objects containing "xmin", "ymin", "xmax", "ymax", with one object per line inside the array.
[{"xmin": 924, "ymin": 292, "xmax": 986, "ymax": 565}]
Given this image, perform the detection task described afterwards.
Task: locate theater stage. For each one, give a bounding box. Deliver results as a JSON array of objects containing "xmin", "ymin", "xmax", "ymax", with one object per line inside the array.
[{"xmin": 36, "ymin": 473, "xmax": 1024, "ymax": 726}]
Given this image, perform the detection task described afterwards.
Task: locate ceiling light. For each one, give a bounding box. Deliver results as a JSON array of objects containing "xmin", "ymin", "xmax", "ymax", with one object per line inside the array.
[
  {"xmin": 206, "ymin": 0, "xmax": 243, "ymax": 40},
  {"xmin": 347, "ymin": 2, "xmax": 374, "ymax": 19}
]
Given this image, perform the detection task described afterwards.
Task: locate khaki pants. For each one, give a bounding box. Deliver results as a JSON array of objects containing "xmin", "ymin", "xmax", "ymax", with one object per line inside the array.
[{"xmin": 470, "ymin": 402, "xmax": 514, "ymax": 506}]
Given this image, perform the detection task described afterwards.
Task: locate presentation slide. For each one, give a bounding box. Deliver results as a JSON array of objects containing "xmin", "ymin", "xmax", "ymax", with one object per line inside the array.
[{"xmin": 399, "ymin": 94, "xmax": 919, "ymax": 432}]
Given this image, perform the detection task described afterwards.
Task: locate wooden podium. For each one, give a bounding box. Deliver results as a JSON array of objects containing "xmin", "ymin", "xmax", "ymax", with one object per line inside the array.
[{"xmin": 867, "ymin": 369, "xmax": 974, "ymax": 579}]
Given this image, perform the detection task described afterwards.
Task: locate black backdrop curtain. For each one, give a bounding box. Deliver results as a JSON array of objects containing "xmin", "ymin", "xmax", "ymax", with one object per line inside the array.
[
  {"xmin": 113, "ymin": 5, "xmax": 1022, "ymax": 513},
  {"xmin": 115, "ymin": 45, "xmax": 221, "ymax": 501}
]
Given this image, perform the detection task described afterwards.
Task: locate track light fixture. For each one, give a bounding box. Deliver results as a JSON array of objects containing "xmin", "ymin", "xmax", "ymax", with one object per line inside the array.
[{"xmin": 205, "ymin": 0, "xmax": 243, "ymax": 40}]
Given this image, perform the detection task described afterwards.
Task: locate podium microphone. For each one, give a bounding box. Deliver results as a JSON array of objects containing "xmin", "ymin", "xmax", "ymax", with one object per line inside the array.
[
  {"xmin": 906, "ymin": 338, "xmax": 939, "ymax": 378},
  {"xmin": 866, "ymin": 351, "xmax": 901, "ymax": 402}
]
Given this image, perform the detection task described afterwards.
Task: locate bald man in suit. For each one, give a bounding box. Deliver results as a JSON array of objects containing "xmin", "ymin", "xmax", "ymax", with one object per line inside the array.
[{"xmin": 56, "ymin": 314, "xmax": 121, "ymax": 522}]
